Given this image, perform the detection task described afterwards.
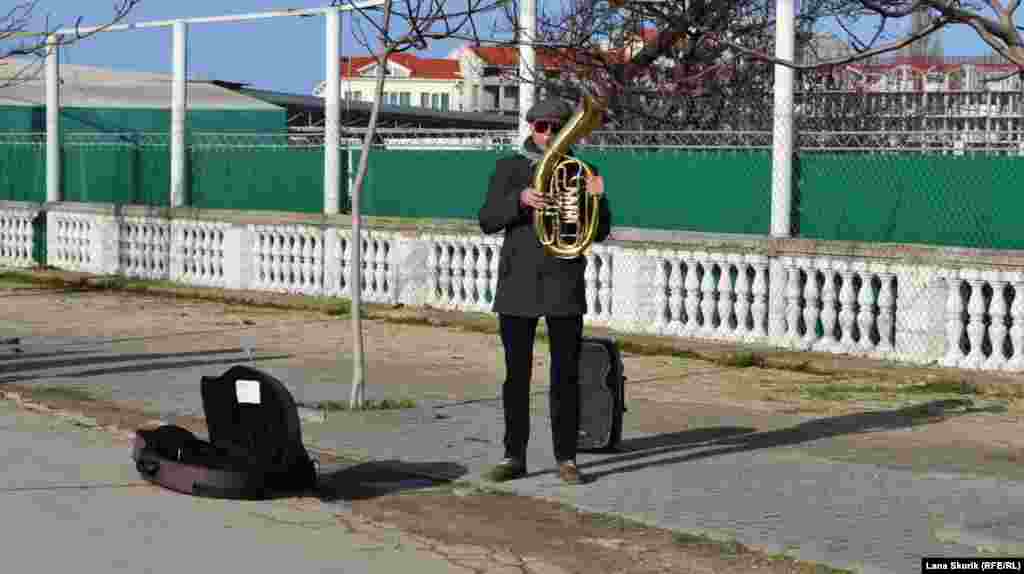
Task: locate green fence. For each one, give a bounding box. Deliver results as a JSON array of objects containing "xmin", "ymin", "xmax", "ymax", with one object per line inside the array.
[
  {"xmin": 795, "ymin": 153, "xmax": 1024, "ymax": 250},
  {"xmin": 54, "ymin": 140, "xmax": 327, "ymax": 213},
  {"xmin": 0, "ymin": 106, "xmax": 287, "ymax": 133},
  {"xmin": 62, "ymin": 145, "xmax": 171, "ymax": 205},
  {"xmin": 361, "ymin": 149, "xmax": 772, "ymax": 235},
  {"xmin": 2, "ymin": 136, "xmax": 1023, "ymax": 251},
  {"xmin": 0, "ymin": 143, "xmax": 45, "ymax": 202}
]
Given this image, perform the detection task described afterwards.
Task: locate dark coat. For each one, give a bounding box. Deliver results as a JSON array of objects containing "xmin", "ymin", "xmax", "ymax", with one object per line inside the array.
[{"xmin": 478, "ymin": 143, "xmax": 612, "ymax": 318}]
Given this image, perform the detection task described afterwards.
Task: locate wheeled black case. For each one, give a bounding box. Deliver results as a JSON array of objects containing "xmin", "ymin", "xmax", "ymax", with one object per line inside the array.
[
  {"xmin": 577, "ymin": 336, "xmax": 626, "ymax": 452},
  {"xmin": 131, "ymin": 365, "xmax": 317, "ymax": 500}
]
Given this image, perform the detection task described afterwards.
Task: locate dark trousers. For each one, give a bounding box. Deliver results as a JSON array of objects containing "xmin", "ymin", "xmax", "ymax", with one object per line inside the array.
[{"xmin": 499, "ymin": 313, "xmax": 583, "ymax": 463}]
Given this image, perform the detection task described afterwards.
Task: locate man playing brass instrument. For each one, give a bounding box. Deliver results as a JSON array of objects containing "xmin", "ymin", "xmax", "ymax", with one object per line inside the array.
[{"xmin": 478, "ymin": 98, "xmax": 612, "ymax": 485}]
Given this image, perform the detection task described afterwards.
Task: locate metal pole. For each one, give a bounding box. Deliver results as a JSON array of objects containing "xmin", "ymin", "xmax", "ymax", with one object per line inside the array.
[
  {"xmin": 171, "ymin": 21, "xmax": 188, "ymax": 208},
  {"xmin": 770, "ymin": 0, "xmax": 796, "ymax": 237},
  {"xmin": 45, "ymin": 2, "xmax": 386, "ymax": 36},
  {"xmin": 324, "ymin": 10, "xmax": 341, "ymax": 214},
  {"xmin": 518, "ymin": 0, "xmax": 536, "ymax": 143},
  {"xmin": 45, "ymin": 34, "xmax": 60, "ymax": 204}
]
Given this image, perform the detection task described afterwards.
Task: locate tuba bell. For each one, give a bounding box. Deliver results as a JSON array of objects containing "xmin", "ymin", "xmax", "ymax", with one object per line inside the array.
[{"xmin": 532, "ymin": 95, "xmax": 605, "ymax": 260}]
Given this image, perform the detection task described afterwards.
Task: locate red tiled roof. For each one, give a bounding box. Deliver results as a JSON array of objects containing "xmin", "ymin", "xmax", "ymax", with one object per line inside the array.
[
  {"xmin": 340, "ymin": 53, "xmax": 461, "ymax": 80},
  {"xmin": 467, "ymin": 46, "xmax": 568, "ymax": 68}
]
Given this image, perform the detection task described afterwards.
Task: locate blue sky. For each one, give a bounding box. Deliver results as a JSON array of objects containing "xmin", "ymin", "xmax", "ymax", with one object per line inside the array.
[{"xmin": 24, "ymin": 1, "xmax": 1003, "ymax": 95}]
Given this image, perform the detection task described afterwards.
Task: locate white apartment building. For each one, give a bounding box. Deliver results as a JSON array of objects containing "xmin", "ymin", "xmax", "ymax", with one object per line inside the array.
[
  {"xmin": 313, "ymin": 45, "xmax": 566, "ymax": 114},
  {"xmin": 313, "ymin": 53, "xmax": 464, "ymax": 111}
]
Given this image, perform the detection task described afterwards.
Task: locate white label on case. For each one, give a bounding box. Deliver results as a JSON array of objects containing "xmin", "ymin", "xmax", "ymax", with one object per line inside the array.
[{"xmin": 235, "ymin": 379, "xmax": 261, "ymax": 404}]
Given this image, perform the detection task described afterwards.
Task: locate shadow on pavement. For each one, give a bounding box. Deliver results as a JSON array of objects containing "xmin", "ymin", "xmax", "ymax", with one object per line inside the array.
[
  {"xmin": 0, "ymin": 348, "xmax": 250, "ymax": 375},
  {"xmin": 315, "ymin": 460, "xmax": 467, "ymax": 502},
  {"xmin": 564, "ymin": 398, "xmax": 1002, "ymax": 481},
  {"xmin": 0, "ymin": 353, "xmax": 292, "ymax": 384}
]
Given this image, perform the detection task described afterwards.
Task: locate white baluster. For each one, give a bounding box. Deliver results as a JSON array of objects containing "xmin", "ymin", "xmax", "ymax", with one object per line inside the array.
[
  {"xmin": 597, "ymin": 249, "xmax": 612, "ymax": 322},
  {"xmin": 270, "ymin": 231, "xmax": 283, "ymax": 290},
  {"xmin": 815, "ymin": 260, "xmax": 839, "ymax": 352},
  {"xmin": 875, "ymin": 269, "xmax": 895, "ymax": 354},
  {"xmin": 940, "ymin": 273, "xmax": 967, "ymax": 367},
  {"xmin": 205, "ymin": 227, "xmax": 216, "ymax": 284},
  {"xmin": 678, "ymin": 254, "xmax": 697, "ymax": 336},
  {"xmin": 1004, "ymin": 275, "xmax": 1024, "ymax": 371},
  {"xmin": 459, "ymin": 240, "xmax": 473, "ymax": 307},
  {"xmin": 750, "ymin": 256, "xmax": 769, "ymax": 339},
  {"xmin": 488, "ymin": 239, "xmax": 500, "ymax": 306},
  {"xmin": 312, "ymin": 231, "xmax": 324, "ymax": 292},
  {"xmin": 284, "ymin": 230, "xmax": 296, "ymax": 290},
  {"xmin": 438, "ymin": 241, "xmax": 452, "ymax": 307},
  {"xmin": 854, "ymin": 263, "xmax": 877, "ymax": 354},
  {"xmin": 299, "ymin": 231, "xmax": 309, "ymax": 292},
  {"xmin": 650, "ymin": 249, "xmax": 668, "ymax": 335},
  {"xmin": 584, "ymin": 252, "xmax": 598, "ymax": 321},
  {"xmin": 341, "ymin": 234, "xmax": 352, "ymax": 296},
  {"xmin": 425, "ymin": 236, "xmax": 439, "ymax": 303},
  {"xmin": 836, "ymin": 261, "xmax": 857, "ymax": 353},
  {"xmin": 377, "ymin": 237, "xmax": 389, "ymax": 300},
  {"xmin": 474, "ymin": 244, "xmax": 488, "ymax": 311},
  {"xmin": 734, "ymin": 260, "xmax": 752, "ymax": 341},
  {"xmin": 699, "ymin": 254, "xmax": 717, "ymax": 337},
  {"xmin": 666, "ymin": 252, "xmax": 683, "ymax": 335},
  {"xmin": 801, "ymin": 258, "xmax": 820, "ymax": 350},
  {"xmin": 262, "ymin": 229, "xmax": 274, "ymax": 289},
  {"xmin": 717, "ymin": 256, "xmax": 737, "ymax": 339},
  {"xmin": 784, "ymin": 258, "xmax": 803, "ymax": 347},
  {"xmin": 361, "ymin": 236, "xmax": 374, "ymax": 299},
  {"xmin": 452, "ymin": 241, "xmax": 466, "ymax": 307},
  {"xmin": 984, "ymin": 271, "xmax": 1008, "ymax": 370},
  {"xmin": 962, "ymin": 270, "xmax": 987, "ymax": 369}
]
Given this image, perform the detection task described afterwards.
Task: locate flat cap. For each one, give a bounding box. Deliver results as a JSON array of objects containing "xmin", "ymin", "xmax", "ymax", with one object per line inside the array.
[{"xmin": 525, "ymin": 98, "xmax": 573, "ymax": 123}]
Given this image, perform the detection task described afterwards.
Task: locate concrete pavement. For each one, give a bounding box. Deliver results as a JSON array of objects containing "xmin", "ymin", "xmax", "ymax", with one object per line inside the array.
[
  {"xmin": 2, "ymin": 287, "xmax": 1024, "ymax": 573},
  {"xmin": 0, "ymin": 400, "xmax": 469, "ymax": 574}
]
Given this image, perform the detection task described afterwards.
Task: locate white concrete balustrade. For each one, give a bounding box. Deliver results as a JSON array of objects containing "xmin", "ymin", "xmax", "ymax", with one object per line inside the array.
[
  {"xmin": 3, "ymin": 204, "xmax": 1024, "ymax": 374},
  {"xmin": 171, "ymin": 220, "xmax": 229, "ymax": 288},
  {"xmin": 48, "ymin": 211, "xmax": 116, "ymax": 274},
  {"xmin": 250, "ymin": 225, "xmax": 324, "ymax": 295},
  {"xmin": 325, "ymin": 228, "xmax": 398, "ymax": 304},
  {"xmin": 940, "ymin": 269, "xmax": 1024, "ymax": 371},
  {"xmin": 648, "ymin": 250, "xmax": 770, "ymax": 342},
  {"xmin": 777, "ymin": 257, "xmax": 898, "ymax": 359},
  {"xmin": 119, "ymin": 217, "xmax": 171, "ymax": 280},
  {"xmin": 0, "ymin": 207, "xmax": 39, "ymax": 268}
]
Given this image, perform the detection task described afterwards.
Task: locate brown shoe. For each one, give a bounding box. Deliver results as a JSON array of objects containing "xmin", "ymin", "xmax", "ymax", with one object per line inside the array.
[{"xmin": 558, "ymin": 460, "xmax": 586, "ymax": 485}]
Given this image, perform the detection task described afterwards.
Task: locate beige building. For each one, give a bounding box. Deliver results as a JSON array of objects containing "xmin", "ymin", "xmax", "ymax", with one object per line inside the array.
[
  {"xmin": 314, "ymin": 45, "xmax": 565, "ymax": 115},
  {"xmin": 314, "ymin": 53, "xmax": 464, "ymax": 111}
]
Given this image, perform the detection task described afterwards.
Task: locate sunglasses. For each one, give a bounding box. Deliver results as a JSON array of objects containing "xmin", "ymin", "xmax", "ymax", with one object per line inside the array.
[{"xmin": 532, "ymin": 120, "xmax": 563, "ymax": 134}]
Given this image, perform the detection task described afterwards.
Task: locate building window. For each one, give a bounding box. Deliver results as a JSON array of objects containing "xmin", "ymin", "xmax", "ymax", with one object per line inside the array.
[
  {"xmin": 400, "ymin": 92, "xmax": 411, "ymax": 106},
  {"xmin": 390, "ymin": 92, "xmax": 400, "ymax": 105},
  {"xmin": 420, "ymin": 93, "xmax": 430, "ymax": 107},
  {"xmin": 441, "ymin": 93, "xmax": 450, "ymax": 111},
  {"xmin": 432, "ymin": 93, "xmax": 441, "ymax": 109}
]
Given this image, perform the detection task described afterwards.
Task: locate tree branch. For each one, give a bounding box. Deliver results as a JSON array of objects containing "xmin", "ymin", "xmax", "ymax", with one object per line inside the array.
[{"xmin": 710, "ymin": 16, "xmax": 950, "ymax": 70}]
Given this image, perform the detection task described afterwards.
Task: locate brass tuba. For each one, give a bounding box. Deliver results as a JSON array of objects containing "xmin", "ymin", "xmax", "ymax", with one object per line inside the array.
[{"xmin": 532, "ymin": 95, "xmax": 605, "ymax": 260}]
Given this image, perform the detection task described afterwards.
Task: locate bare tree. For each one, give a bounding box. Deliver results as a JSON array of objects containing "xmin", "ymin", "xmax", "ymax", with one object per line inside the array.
[
  {"xmin": 489, "ymin": 0, "xmax": 1022, "ymax": 132},
  {"xmin": 0, "ymin": 1, "xmax": 141, "ymax": 85},
  {"xmin": 341, "ymin": 0, "xmax": 511, "ymax": 409},
  {"xmin": 487, "ymin": 0, "xmax": 875, "ymax": 131}
]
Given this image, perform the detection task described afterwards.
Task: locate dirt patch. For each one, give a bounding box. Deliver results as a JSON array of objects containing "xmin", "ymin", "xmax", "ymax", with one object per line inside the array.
[{"xmin": 352, "ymin": 485, "xmax": 854, "ymax": 574}]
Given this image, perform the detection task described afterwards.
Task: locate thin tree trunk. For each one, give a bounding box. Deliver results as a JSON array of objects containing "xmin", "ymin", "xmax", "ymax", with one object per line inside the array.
[{"xmin": 348, "ymin": 0, "xmax": 393, "ymax": 409}]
